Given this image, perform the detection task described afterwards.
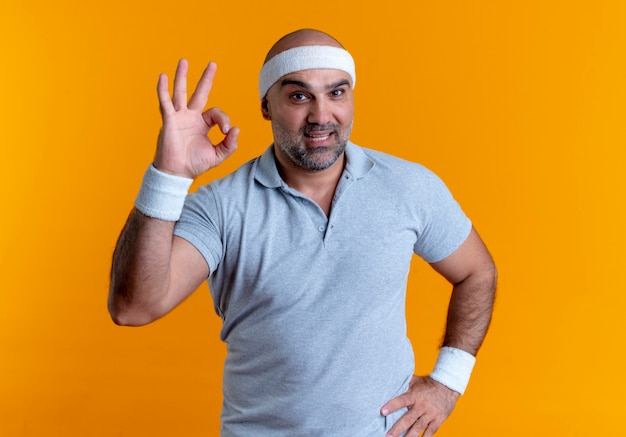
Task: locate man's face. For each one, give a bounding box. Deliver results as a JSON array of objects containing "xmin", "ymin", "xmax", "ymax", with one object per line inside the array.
[{"xmin": 264, "ymin": 69, "xmax": 354, "ymax": 171}]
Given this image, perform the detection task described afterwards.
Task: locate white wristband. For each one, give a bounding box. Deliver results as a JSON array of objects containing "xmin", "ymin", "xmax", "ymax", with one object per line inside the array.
[
  {"xmin": 429, "ymin": 346, "xmax": 476, "ymax": 395},
  {"xmin": 134, "ymin": 164, "xmax": 193, "ymax": 221}
]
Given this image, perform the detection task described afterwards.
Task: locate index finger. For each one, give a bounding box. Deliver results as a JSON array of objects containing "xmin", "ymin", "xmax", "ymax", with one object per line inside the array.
[
  {"xmin": 188, "ymin": 62, "xmax": 217, "ymax": 111},
  {"xmin": 381, "ymin": 391, "xmax": 411, "ymax": 417}
]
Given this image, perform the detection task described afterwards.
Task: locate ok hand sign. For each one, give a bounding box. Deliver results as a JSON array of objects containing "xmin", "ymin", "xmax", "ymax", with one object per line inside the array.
[{"xmin": 154, "ymin": 59, "xmax": 239, "ymax": 178}]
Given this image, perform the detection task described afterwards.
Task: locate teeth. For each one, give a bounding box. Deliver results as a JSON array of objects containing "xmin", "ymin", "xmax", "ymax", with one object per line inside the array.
[{"xmin": 308, "ymin": 134, "xmax": 331, "ymax": 142}]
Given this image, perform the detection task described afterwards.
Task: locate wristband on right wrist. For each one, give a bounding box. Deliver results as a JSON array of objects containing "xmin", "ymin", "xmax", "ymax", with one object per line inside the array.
[
  {"xmin": 429, "ymin": 346, "xmax": 476, "ymax": 395},
  {"xmin": 134, "ymin": 164, "xmax": 193, "ymax": 221}
]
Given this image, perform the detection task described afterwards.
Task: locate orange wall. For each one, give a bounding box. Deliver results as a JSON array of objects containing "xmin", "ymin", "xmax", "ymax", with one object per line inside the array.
[{"xmin": 1, "ymin": 1, "xmax": 624, "ymax": 435}]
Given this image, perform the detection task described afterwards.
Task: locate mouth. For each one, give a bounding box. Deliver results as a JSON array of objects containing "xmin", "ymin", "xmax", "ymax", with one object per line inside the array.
[
  {"xmin": 305, "ymin": 132, "xmax": 334, "ymax": 143},
  {"xmin": 303, "ymin": 125, "xmax": 337, "ymax": 145}
]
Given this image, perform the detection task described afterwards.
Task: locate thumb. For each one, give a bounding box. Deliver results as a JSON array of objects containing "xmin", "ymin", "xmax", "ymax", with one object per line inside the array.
[{"xmin": 214, "ymin": 126, "xmax": 239, "ymax": 163}]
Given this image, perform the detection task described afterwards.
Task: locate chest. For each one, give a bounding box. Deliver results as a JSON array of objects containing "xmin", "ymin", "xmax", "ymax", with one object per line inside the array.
[{"xmin": 210, "ymin": 181, "xmax": 422, "ymax": 325}]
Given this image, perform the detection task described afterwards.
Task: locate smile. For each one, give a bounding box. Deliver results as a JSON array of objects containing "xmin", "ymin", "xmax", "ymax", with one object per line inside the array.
[{"xmin": 306, "ymin": 133, "xmax": 332, "ymax": 142}]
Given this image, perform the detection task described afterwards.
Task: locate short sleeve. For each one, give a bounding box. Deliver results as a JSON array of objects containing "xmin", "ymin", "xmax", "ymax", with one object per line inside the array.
[
  {"xmin": 173, "ymin": 185, "xmax": 224, "ymax": 274},
  {"xmin": 413, "ymin": 169, "xmax": 472, "ymax": 263}
]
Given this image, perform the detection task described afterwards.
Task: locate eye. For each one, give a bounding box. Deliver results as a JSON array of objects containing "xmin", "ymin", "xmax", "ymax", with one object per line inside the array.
[
  {"xmin": 330, "ymin": 88, "xmax": 345, "ymax": 98},
  {"xmin": 290, "ymin": 92, "xmax": 309, "ymax": 102}
]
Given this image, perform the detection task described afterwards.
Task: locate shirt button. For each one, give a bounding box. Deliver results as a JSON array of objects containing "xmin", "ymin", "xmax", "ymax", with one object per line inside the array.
[{"xmin": 318, "ymin": 225, "xmax": 325, "ymax": 232}]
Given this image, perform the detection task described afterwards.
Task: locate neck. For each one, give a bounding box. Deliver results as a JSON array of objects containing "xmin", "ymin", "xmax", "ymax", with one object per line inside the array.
[{"xmin": 275, "ymin": 150, "xmax": 345, "ymax": 216}]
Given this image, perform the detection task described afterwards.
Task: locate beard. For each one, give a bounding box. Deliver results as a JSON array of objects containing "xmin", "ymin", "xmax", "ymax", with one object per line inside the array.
[{"xmin": 272, "ymin": 121, "xmax": 353, "ymax": 171}]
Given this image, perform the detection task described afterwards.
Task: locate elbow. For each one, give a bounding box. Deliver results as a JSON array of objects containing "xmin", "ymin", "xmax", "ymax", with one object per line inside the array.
[
  {"xmin": 109, "ymin": 310, "xmax": 151, "ymax": 327},
  {"xmin": 475, "ymin": 252, "xmax": 498, "ymax": 290},
  {"xmin": 479, "ymin": 260, "xmax": 498, "ymax": 302},
  {"xmin": 109, "ymin": 311, "xmax": 133, "ymax": 326},
  {"xmin": 108, "ymin": 286, "xmax": 162, "ymax": 327},
  {"xmin": 108, "ymin": 305, "xmax": 161, "ymax": 327}
]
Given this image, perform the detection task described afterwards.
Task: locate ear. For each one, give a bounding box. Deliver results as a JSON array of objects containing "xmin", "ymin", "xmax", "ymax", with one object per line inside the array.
[{"xmin": 261, "ymin": 97, "xmax": 271, "ymax": 120}]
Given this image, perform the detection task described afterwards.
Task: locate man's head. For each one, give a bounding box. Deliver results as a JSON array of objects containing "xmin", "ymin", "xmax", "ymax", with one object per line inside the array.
[
  {"xmin": 259, "ymin": 29, "xmax": 355, "ymax": 172},
  {"xmin": 259, "ymin": 29, "xmax": 356, "ymax": 99}
]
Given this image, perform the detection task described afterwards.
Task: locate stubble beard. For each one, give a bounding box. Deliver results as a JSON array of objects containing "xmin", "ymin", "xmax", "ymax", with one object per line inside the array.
[{"xmin": 273, "ymin": 122, "xmax": 353, "ymax": 171}]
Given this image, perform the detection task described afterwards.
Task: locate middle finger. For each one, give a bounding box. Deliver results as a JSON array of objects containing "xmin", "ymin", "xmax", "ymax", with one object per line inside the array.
[{"xmin": 172, "ymin": 58, "xmax": 189, "ymax": 111}]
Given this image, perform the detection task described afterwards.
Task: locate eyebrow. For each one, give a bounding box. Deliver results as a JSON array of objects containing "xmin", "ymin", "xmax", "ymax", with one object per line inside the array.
[{"xmin": 280, "ymin": 78, "xmax": 351, "ymax": 91}]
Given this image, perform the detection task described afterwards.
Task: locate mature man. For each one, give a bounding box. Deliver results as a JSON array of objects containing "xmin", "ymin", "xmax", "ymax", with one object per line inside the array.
[{"xmin": 109, "ymin": 29, "xmax": 497, "ymax": 437}]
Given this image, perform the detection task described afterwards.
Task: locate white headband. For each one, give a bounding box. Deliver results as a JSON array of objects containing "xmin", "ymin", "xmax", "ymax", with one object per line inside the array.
[{"xmin": 259, "ymin": 45, "xmax": 356, "ymax": 99}]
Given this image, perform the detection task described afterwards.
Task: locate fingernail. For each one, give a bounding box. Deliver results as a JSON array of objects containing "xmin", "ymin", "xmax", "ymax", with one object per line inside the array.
[
  {"xmin": 381, "ymin": 408, "xmax": 389, "ymax": 416},
  {"xmin": 223, "ymin": 124, "xmax": 230, "ymax": 133}
]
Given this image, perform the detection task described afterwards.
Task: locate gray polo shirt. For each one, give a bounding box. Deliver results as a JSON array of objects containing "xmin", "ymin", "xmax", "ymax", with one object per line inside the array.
[{"xmin": 174, "ymin": 142, "xmax": 471, "ymax": 437}]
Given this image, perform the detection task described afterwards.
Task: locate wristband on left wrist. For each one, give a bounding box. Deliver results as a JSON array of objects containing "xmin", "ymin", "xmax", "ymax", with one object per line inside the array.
[{"xmin": 429, "ymin": 346, "xmax": 476, "ymax": 395}]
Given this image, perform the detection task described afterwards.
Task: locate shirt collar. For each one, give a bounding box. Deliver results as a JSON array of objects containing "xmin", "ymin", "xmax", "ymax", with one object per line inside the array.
[{"xmin": 254, "ymin": 141, "xmax": 374, "ymax": 188}]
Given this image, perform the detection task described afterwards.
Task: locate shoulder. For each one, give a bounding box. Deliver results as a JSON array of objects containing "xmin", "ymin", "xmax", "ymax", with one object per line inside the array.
[
  {"xmin": 179, "ymin": 157, "xmax": 260, "ymax": 223},
  {"xmin": 348, "ymin": 143, "xmax": 445, "ymax": 191}
]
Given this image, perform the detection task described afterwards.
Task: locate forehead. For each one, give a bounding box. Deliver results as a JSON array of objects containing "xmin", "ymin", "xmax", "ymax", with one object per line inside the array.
[{"xmin": 279, "ymin": 68, "xmax": 353, "ymax": 89}]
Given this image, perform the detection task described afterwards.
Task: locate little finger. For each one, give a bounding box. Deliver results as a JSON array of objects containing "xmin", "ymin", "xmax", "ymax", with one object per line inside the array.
[
  {"xmin": 385, "ymin": 411, "xmax": 421, "ymax": 437},
  {"xmin": 156, "ymin": 73, "xmax": 175, "ymax": 117},
  {"xmin": 407, "ymin": 415, "xmax": 430, "ymax": 437},
  {"xmin": 422, "ymin": 419, "xmax": 442, "ymax": 437}
]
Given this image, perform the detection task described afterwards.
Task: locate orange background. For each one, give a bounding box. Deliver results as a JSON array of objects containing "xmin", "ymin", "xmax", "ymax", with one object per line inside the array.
[{"xmin": 1, "ymin": 1, "xmax": 624, "ymax": 435}]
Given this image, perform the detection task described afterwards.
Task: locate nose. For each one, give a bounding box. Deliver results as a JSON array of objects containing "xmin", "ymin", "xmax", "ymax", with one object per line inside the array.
[{"xmin": 307, "ymin": 99, "xmax": 333, "ymax": 126}]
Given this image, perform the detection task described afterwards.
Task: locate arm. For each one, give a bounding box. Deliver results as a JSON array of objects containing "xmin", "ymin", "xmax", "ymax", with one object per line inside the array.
[
  {"xmin": 382, "ymin": 227, "xmax": 497, "ymax": 437},
  {"xmin": 108, "ymin": 59, "xmax": 239, "ymax": 326},
  {"xmin": 432, "ymin": 227, "xmax": 497, "ymax": 356},
  {"xmin": 108, "ymin": 211, "xmax": 209, "ymax": 326}
]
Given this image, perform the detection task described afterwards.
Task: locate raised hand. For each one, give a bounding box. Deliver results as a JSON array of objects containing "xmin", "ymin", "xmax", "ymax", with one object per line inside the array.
[{"xmin": 154, "ymin": 59, "xmax": 239, "ymax": 178}]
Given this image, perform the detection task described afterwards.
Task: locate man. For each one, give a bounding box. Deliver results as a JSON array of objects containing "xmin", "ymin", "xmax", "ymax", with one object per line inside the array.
[{"xmin": 109, "ymin": 29, "xmax": 496, "ymax": 437}]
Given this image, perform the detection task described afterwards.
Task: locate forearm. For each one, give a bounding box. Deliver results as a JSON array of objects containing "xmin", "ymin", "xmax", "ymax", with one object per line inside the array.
[
  {"xmin": 108, "ymin": 60, "xmax": 237, "ymax": 326},
  {"xmin": 381, "ymin": 267, "xmax": 496, "ymax": 436},
  {"xmin": 108, "ymin": 209, "xmax": 176, "ymax": 326},
  {"xmin": 442, "ymin": 265, "xmax": 497, "ymax": 355}
]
